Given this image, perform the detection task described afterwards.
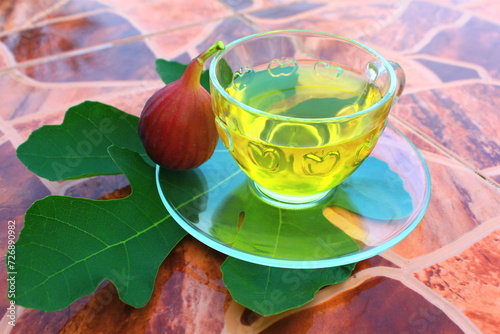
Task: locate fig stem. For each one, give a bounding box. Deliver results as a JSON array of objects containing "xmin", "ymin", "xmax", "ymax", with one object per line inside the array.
[{"xmin": 196, "ymin": 41, "xmax": 225, "ymax": 65}]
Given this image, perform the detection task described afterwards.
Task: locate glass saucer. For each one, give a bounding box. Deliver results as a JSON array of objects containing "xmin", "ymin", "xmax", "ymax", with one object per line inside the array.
[{"xmin": 156, "ymin": 124, "xmax": 431, "ymax": 269}]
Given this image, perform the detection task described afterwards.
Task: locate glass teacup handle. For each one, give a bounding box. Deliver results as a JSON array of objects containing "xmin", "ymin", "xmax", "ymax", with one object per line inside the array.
[
  {"xmin": 367, "ymin": 60, "xmax": 406, "ymax": 103},
  {"xmin": 389, "ymin": 61, "xmax": 406, "ymax": 101}
]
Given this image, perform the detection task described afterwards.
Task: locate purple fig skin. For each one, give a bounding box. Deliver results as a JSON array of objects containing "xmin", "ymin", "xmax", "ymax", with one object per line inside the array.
[{"xmin": 138, "ymin": 42, "xmax": 224, "ymax": 170}]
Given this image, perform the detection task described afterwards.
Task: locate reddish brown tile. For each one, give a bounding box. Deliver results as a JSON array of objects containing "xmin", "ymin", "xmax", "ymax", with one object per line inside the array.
[
  {"xmin": 388, "ymin": 135, "xmax": 500, "ymax": 258},
  {"xmin": 414, "ymin": 230, "xmax": 500, "ymax": 334},
  {"xmin": 394, "ymin": 57, "xmax": 443, "ymax": 89},
  {"xmin": 64, "ymin": 175, "xmax": 129, "ymax": 199},
  {"xmin": 145, "ymin": 237, "xmax": 228, "ymax": 334},
  {"xmin": 12, "ymin": 108, "xmax": 66, "ymax": 137},
  {"xmin": 418, "ymin": 16, "xmax": 500, "ymax": 79},
  {"xmin": 388, "ymin": 117, "xmax": 450, "ymax": 156},
  {"xmin": 0, "ymin": 0, "xmax": 107, "ymax": 33},
  {"xmin": 119, "ymin": 0, "xmax": 230, "ymax": 35},
  {"xmin": 43, "ymin": 0, "xmax": 109, "ymax": 21},
  {"xmin": 248, "ymin": 2, "xmax": 325, "ymax": 19},
  {"xmin": 360, "ymin": 1, "xmax": 463, "ymax": 52},
  {"xmin": 247, "ymin": 2, "xmax": 399, "ymax": 40},
  {"xmin": 394, "ymin": 83, "xmax": 500, "ymax": 170},
  {"xmin": 0, "ymin": 0, "xmax": 64, "ymax": 32},
  {"xmin": 195, "ymin": 17, "xmax": 260, "ymax": 51},
  {"xmin": 98, "ymin": 87, "xmax": 159, "ymax": 118},
  {"xmin": 440, "ymin": 0, "xmax": 477, "ymax": 5},
  {"xmin": 148, "ymin": 24, "xmax": 214, "ymax": 61},
  {"xmin": 0, "ymin": 70, "xmax": 149, "ymax": 121},
  {"xmin": 0, "ymin": 142, "xmax": 51, "ymax": 227},
  {"xmin": 219, "ymin": 0, "xmax": 254, "ymax": 11},
  {"xmin": 491, "ymin": 174, "xmax": 500, "ymax": 185},
  {"xmin": 462, "ymin": 0, "xmax": 500, "ymax": 22},
  {"xmin": 260, "ymin": 277, "xmax": 464, "ymax": 333},
  {"xmin": 414, "ymin": 58, "xmax": 480, "ymax": 82},
  {"xmin": 222, "ymin": 0, "xmax": 298, "ymax": 12},
  {"xmin": 386, "ymin": 120, "xmax": 499, "ymax": 256},
  {"xmin": 10, "ymin": 293, "xmax": 95, "ymax": 334},
  {"xmin": 0, "ymin": 43, "xmax": 10, "ymax": 68},
  {"xmin": 1, "ymin": 12, "xmax": 141, "ymax": 63},
  {"xmin": 19, "ymin": 39, "xmax": 157, "ymax": 82}
]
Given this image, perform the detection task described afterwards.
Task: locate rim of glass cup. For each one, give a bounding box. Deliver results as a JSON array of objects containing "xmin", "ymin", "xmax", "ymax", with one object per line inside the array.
[{"xmin": 209, "ymin": 29, "xmax": 398, "ymax": 123}]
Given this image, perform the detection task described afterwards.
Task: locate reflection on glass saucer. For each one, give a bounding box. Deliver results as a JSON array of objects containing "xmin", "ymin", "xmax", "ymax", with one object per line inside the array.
[{"xmin": 156, "ymin": 124, "xmax": 431, "ymax": 269}]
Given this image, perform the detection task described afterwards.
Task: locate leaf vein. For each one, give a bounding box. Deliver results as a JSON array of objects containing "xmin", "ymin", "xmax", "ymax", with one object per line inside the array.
[{"xmin": 30, "ymin": 212, "xmax": 110, "ymax": 247}]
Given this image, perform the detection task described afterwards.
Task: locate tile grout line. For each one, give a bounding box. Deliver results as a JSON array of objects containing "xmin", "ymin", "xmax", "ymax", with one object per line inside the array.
[
  {"xmin": 373, "ymin": 268, "xmax": 483, "ymax": 334},
  {"xmin": 0, "ymin": 14, "xmax": 240, "ymax": 74},
  {"xmin": 324, "ymin": 266, "xmax": 482, "ymax": 334},
  {"xmin": 0, "ymin": 41, "xmax": 17, "ymax": 69},
  {"xmin": 6, "ymin": 67, "xmax": 163, "ymax": 88},
  {"xmin": 4, "ymin": 84, "xmax": 155, "ymax": 129},
  {"xmin": 403, "ymin": 216, "xmax": 499, "ymax": 274},
  {"xmin": 211, "ymin": 0, "xmax": 271, "ymax": 35},
  {"xmin": 397, "ymin": 274, "xmax": 483, "ymax": 334},
  {"xmin": 458, "ymin": 3, "xmax": 500, "ymax": 26},
  {"xmin": 481, "ymin": 165, "xmax": 500, "ymax": 178},
  {"xmin": 0, "ymin": 8, "xmax": 112, "ymax": 38},
  {"xmin": 0, "ymin": 306, "xmax": 26, "ymax": 334},
  {"xmin": 406, "ymin": 54, "xmax": 494, "ymax": 82},
  {"xmin": 18, "ymin": 0, "xmax": 71, "ymax": 31},
  {"xmin": 239, "ymin": 268, "xmax": 385, "ymax": 333},
  {"xmin": 245, "ymin": 266, "xmax": 482, "ymax": 334},
  {"xmin": 420, "ymin": 150, "xmax": 473, "ymax": 170},
  {"xmin": 356, "ymin": 0, "xmax": 411, "ymax": 41},
  {"xmin": 0, "ymin": 111, "xmax": 82, "ymax": 195},
  {"xmin": 0, "ymin": 0, "xmax": 72, "ymax": 39},
  {"xmin": 244, "ymin": 1, "xmax": 332, "ymax": 22},
  {"xmin": 379, "ymin": 248, "xmax": 412, "ymax": 267},
  {"xmin": 0, "ymin": 118, "xmax": 27, "ymax": 149},
  {"xmin": 145, "ymin": 20, "xmax": 224, "ymax": 60},
  {"xmin": 402, "ymin": 78, "xmax": 500, "ymax": 95},
  {"xmin": 401, "ymin": 13, "xmax": 472, "ymax": 55}
]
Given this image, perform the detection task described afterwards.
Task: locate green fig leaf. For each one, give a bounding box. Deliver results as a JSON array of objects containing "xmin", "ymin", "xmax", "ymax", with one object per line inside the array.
[
  {"xmin": 156, "ymin": 58, "xmax": 211, "ymax": 92},
  {"xmin": 13, "ymin": 146, "xmax": 187, "ymax": 312},
  {"xmin": 16, "ymin": 101, "xmax": 150, "ymax": 181},
  {"xmin": 216, "ymin": 58, "xmax": 233, "ymax": 89},
  {"xmin": 221, "ymin": 258, "xmax": 356, "ymax": 316},
  {"xmin": 155, "ymin": 59, "xmax": 188, "ymax": 85},
  {"xmin": 200, "ymin": 69, "xmax": 211, "ymax": 92}
]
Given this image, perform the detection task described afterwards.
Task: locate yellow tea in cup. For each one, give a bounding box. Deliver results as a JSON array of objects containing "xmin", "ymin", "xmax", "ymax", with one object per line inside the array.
[{"xmin": 210, "ymin": 31, "xmax": 405, "ymax": 205}]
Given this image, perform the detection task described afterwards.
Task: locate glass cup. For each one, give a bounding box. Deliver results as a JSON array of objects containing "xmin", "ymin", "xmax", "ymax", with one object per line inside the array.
[{"xmin": 209, "ymin": 30, "xmax": 405, "ymax": 206}]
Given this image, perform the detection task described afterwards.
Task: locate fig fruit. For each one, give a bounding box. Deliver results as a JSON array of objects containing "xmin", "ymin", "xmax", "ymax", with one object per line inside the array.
[{"xmin": 138, "ymin": 41, "xmax": 224, "ymax": 170}]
